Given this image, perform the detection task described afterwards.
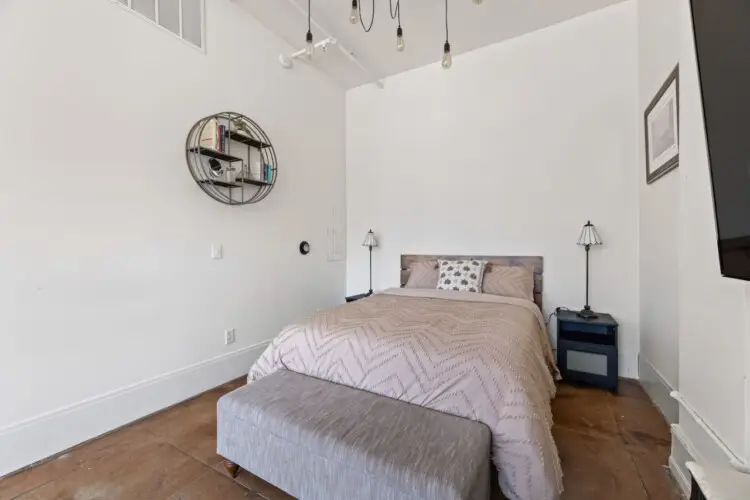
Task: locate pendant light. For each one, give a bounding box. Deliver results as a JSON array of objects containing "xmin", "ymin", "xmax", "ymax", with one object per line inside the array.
[
  {"xmin": 305, "ymin": 0, "xmax": 314, "ymax": 58},
  {"xmin": 342, "ymin": 0, "xmax": 486, "ymax": 65},
  {"xmin": 442, "ymin": 0, "xmax": 452, "ymax": 69},
  {"xmin": 392, "ymin": 0, "xmax": 405, "ymax": 52},
  {"xmin": 350, "ymin": 0, "xmax": 358, "ymax": 24}
]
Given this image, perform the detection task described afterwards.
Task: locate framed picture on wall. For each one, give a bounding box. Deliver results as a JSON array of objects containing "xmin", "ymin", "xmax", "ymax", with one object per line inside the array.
[{"xmin": 645, "ymin": 65, "xmax": 680, "ymax": 184}]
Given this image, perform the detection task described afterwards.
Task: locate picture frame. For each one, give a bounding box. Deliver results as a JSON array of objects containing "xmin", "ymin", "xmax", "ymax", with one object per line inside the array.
[{"xmin": 645, "ymin": 65, "xmax": 680, "ymax": 184}]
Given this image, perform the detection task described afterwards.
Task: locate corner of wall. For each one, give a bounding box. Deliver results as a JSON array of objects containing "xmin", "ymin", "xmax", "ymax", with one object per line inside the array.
[{"xmin": 639, "ymin": 355, "xmax": 679, "ymax": 424}]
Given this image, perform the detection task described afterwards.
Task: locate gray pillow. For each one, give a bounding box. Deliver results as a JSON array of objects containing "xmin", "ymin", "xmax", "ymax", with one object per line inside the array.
[
  {"xmin": 482, "ymin": 265, "xmax": 535, "ymax": 301},
  {"xmin": 404, "ymin": 260, "xmax": 439, "ymax": 289}
]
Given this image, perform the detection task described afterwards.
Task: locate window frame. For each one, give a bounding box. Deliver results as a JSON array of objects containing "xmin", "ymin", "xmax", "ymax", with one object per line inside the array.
[{"xmin": 109, "ymin": 0, "xmax": 206, "ymax": 53}]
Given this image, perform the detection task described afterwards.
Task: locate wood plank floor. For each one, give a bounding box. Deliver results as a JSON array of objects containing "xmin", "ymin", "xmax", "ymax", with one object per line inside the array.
[{"xmin": 0, "ymin": 378, "xmax": 683, "ymax": 500}]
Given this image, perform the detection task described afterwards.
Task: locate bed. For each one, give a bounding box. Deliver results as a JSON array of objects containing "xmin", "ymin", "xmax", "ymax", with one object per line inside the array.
[{"xmin": 248, "ymin": 255, "xmax": 563, "ymax": 500}]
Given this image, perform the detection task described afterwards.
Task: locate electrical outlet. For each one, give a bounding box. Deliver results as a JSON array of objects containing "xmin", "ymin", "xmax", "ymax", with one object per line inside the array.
[
  {"xmin": 224, "ymin": 328, "xmax": 235, "ymax": 345},
  {"xmin": 212, "ymin": 244, "xmax": 223, "ymax": 260}
]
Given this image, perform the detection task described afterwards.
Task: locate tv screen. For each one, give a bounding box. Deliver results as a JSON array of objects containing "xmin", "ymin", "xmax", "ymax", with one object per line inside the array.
[{"xmin": 691, "ymin": 0, "xmax": 750, "ymax": 281}]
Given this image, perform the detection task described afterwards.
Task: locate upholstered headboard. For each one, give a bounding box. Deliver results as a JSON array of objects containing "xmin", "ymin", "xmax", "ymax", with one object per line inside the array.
[{"xmin": 400, "ymin": 255, "xmax": 544, "ymax": 311}]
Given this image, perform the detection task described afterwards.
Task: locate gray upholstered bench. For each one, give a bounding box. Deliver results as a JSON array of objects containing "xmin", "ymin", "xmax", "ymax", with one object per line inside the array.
[{"xmin": 217, "ymin": 370, "xmax": 491, "ymax": 500}]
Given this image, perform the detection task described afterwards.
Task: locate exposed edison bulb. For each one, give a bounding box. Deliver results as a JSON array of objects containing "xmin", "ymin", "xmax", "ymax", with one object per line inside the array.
[
  {"xmin": 349, "ymin": 0, "xmax": 358, "ymax": 24},
  {"xmin": 396, "ymin": 26, "xmax": 405, "ymax": 52},
  {"xmin": 305, "ymin": 31, "xmax": 314, "ymax": 59},
  {"xmin": 472, "ymin": 0, "xmax": 484, "ymax": 4},
  {"xmin": 441, "ymin": 41, "xmax": 452, "ymax": 69}
]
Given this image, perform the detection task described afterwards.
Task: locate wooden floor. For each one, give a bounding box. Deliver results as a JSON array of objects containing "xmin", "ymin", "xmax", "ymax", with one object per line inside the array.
[{"xmin": 0, "ymin": 378, "xmax": 682, "ymax": 500}]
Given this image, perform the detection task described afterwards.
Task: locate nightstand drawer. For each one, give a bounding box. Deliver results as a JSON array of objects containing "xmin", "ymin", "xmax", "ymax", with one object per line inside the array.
[
  {"xmin": 558, "ymin": 339, "xmax": 618, "ymax": 391},
  {"xmin": 559, "ymin": 329, "xmax": 616, "ymax": 347},
  {"xmin": 558, "ymin": 321, "xmax": 616, "ymax": 336}
]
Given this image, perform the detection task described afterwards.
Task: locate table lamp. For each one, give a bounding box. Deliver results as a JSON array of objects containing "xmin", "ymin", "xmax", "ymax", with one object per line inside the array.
[
  {"xmin": 362, "ymin": 230, "xmax": 378, "ymax": 295},
  {"xmin": 577, "ymin": 221, "xmax": 603, "ymax": 319}
]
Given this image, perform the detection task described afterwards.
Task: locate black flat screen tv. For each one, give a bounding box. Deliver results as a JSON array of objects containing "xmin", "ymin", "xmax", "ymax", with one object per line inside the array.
[{"xmin": 691, "ymin": 0, "xmax": 750, "ymax": 281}]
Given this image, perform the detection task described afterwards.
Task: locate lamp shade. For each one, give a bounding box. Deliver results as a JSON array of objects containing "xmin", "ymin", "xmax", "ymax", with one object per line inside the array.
[
  {"xmin": 362, "ymin": 230, "xmax": 378, "ymax": 248},
  {"xmin": 577, "ymin": 221, "xmax": 602, "ymax": 246}
]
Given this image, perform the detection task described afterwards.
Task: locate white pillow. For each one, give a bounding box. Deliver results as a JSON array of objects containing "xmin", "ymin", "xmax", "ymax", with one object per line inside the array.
[{"xmin": 436, "ymin": 259, "xmax": 487, "ymax": 293}]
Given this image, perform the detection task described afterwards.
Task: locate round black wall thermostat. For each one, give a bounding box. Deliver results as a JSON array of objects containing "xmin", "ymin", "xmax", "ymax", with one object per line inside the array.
[{"xmin": 299, "ymin": 241, "xmax": 310, "ymax": 255}]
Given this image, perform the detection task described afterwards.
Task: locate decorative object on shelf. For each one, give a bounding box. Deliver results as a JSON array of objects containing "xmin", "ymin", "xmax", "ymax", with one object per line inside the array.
[
  {"xmin": 557, "ymin": 310, "xmax": 618, "ymax": 392},
  {"xmin": 342, "ymin": 0, "xmax": 481, "ymax": 66},
  {"xmin": 362, "ymin": 229, "xmax": 378, "ymax": 295},
  {"xmin": 299, "ymin": 241, "xmax": 311, "ymax": 255},
  {"xmin": 185, "ymin": 112, "xmax": 277, "ymax": 205},
  {"xmin": 208, "ymin": 158, "xmax": 223, "ymax": 178},
  {"xmin": 645, "ymin": 65, "xmax": 680, "ymax": 184},
  {"xmin": 576, "ymin": 221, "xmax": 603, "ymax": 319}
]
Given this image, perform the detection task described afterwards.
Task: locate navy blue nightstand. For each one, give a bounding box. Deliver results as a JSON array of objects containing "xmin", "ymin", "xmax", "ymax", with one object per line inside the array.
[{"xmin": 557, "ymin": 310, "xmax": 618, "ymax": 392}]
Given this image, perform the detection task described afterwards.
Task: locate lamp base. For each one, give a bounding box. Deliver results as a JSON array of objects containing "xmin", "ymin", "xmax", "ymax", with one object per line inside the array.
[{"xmin": 577, "ymin": 307, "xmax": 599, "ymax": 320}]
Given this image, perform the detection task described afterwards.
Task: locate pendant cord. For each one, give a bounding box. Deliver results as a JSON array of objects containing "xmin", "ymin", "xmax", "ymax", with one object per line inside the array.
[
  {"xmin": 390, "ymin": 0, "xmax": 400, "ymax": 26},
  {"xmin": 445, "ymin": 0, "xmax": 449, "ymax": 42},
  {"xmin": 359, "ymin": 0, "xmax": 375, "ymax": 32},
  {"xmin": 307, "ymin": 0, "xmax": 311, "ymax": 32}
]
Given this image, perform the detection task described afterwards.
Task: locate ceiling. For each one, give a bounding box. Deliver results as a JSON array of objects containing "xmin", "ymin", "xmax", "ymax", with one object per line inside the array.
[{"xmin": 235, "ymin": 0, "xmax": 625, "ymax": 89}]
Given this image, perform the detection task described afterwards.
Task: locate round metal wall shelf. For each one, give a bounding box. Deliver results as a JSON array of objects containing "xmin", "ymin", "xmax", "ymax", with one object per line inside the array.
[{"xmin": 185, "ymin": 112, "xmax": 277, "ymax": 205}]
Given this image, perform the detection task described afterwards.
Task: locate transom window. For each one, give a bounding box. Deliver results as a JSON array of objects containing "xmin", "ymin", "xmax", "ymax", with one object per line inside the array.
[{"xmin": 114, "ymin": 0, "xmax": 204, "ymax": 49}]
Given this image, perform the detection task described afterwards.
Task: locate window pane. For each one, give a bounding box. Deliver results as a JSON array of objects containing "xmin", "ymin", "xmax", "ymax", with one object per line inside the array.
[
  {"xmin": 132, "ymin": 0, "xmax": 155, "ymax": 21},
  {"xmin": 158, "ymin": 0, "xmax": 180, "ymax": 35},
  {"xmin": 182, "ymin": 0, "xmax": 202, "ymax": 48}
]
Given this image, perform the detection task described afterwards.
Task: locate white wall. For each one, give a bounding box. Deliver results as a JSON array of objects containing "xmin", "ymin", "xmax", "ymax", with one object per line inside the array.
[
  {"xmin": 637, "ymin": 0, "xmax": 750, "ymax": 488},
  {"xmin": 637, "ymin": 0, "xmax": 681, "ymax": 420},
  {"xmin": 0, "ymin": 0, "xmax": 345, "ymax": 476},
  {"xmin": 346, "ymin": 2, "xmax": 640, "ymax": 376},
  {"xmin": 676, "ymin": 0, "xmax": 748, "ymax": 464}
]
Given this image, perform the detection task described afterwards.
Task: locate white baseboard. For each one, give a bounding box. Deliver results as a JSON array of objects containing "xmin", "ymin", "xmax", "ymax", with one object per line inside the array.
[
  {"xmin": 670, "ymin": 424, "xmax": 696, "ymax": 497},
  {"xmin": 638, "ymin": 356, "xmax": 679, "ymax": 424},
  {"xmin": 0, "ymin": 341, "xmax": 270, "ymax": 478},
  {"xmin": 669, "ymin": 455, "xmax": 691, "ymax": 497}
]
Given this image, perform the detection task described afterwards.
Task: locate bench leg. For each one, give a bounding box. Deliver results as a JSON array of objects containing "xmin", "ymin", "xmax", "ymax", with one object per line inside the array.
[{"xmin": 223, "ymin": 459, "xmax": 240, "ymax": 478}]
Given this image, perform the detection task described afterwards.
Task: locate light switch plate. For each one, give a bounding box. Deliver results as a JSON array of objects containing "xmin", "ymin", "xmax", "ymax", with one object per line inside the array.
[
  {"xmin": 224, "ymin": 328, "xmax": 235, "ymax": 345},
  {"xmin": 211, "ymin": 244, "xmax": 223, "ymax": 260}
]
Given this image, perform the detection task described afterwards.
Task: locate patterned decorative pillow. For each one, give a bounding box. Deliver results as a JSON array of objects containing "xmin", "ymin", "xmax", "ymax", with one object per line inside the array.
[
  {"xmin": 482, "ymin": 265, "xmax": 535, "ymax": 301},
  {"xmin": 405, "ymin": 260, "xmax": 439, "ymax": 289},
  {"xmin": 436, "ymin": 259, "xmax": 487, "ymax": 293}
]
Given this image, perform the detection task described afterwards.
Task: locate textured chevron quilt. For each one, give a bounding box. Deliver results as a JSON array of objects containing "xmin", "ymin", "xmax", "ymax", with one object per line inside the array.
[{"xmin": 248, "ymin": 288, "xmax": 563, "ymax": 500}]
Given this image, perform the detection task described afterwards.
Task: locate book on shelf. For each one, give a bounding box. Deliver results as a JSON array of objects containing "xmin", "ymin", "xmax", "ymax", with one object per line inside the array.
[{"xmin": 219, "ymin": 125, "xmax": 226, "ymax": 152}]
